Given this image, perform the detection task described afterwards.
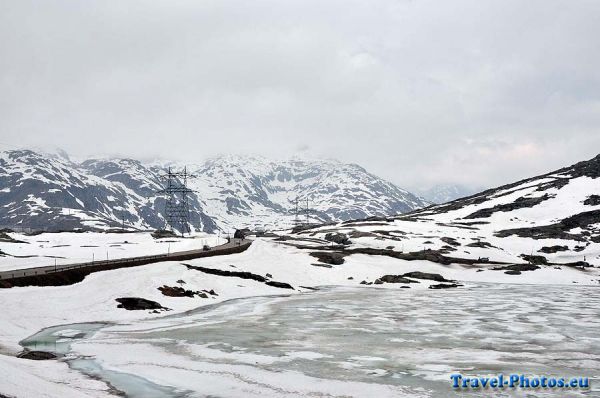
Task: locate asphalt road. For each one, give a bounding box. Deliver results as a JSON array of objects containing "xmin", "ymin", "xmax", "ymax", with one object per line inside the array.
[{"xmin": 0, "ymin": 238, "xmax": 251, "ymax": 281}]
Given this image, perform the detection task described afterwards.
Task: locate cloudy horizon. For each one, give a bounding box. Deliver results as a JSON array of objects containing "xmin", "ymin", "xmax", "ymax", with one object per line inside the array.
[{"xmin": 1, "ymin": 0, "xmax": 599, "ymax": 192}]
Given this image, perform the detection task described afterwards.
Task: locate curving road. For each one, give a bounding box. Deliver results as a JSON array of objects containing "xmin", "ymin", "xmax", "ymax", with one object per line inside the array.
[{"xmin": 0, "ymin": 238, "xmax": 251, "ymax": 282}]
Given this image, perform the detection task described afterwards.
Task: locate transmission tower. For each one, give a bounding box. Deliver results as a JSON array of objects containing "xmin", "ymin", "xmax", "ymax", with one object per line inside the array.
[
  {"xmin": 290, "ymin": 196, "xmax": 300, "ymax": 226},
  {"xmin": 304, "ymin": 196, "xmax": 310, "ymax": 225},
  {"xmin": 289, "ymin": 195, "xmax": 314, "ymax": 226},
  {"xmin": 156, "ymin": 167, "xmax": 195, "ymax": 237}
]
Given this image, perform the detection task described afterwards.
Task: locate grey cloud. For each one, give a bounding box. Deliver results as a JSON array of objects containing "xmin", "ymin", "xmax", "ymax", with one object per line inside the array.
[{"xmin": 1, "ymin": 0, "xmax": 599, "ymax": 192}]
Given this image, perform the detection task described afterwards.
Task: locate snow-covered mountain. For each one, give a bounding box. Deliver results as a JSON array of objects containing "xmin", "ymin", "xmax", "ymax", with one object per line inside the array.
[
  {"xmin": 299, "ymin": 154, "xmax": 600, "ymax": 268},
  {"xmin": 184, "ymin": 155, "xmax": 428, "ymax": 230},
  {"xmin": 416, "ymin": 184, "xmax": 480, "ymax": 204},
  {"xmin": 0, "ymin": 150, "xmax": 429, "ymax": 232},
  {"xmin": 417, "ymin": 154, "xmax": 600, "ymax": 237}
]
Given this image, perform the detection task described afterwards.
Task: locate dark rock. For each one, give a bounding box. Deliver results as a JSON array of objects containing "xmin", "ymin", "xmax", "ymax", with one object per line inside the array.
[
  {"xmin": 464, "ymin": 194, "xmax": 553, "ymax": 219},
  {"xmin": 158, "ymin": 285, "xmax": 206, "ymax": 298},
  {"xmin": 520, "ymin": 254, "xmax": 548, "ymax": 265},
  {"xmin": 116, "ymin": 297, "xmax": 166, "ymax": 311},
  {"xmin": 535, "ymin": 178, "xmax": 570, "ymax": 191},
  {"xmin": 341, "ymin": 247, "xmax": 497, "ymax": 266},
  {"xmin": 439, "ymin": 245, "xmax": 457, "ymax": 253},
  {"xmin": 348, "ymin": 230, "xmax": 378, "ymax": 239},
  {"xmin": 185, "ymin": 264, "xmax": 267, "ymax": 282},
  {"xmin": 466, "ymin": 241, "xmax": 495, "ymax": 249},
  {"xmin": 343, "ymin": 219, "xmax": 391, "ymax": 227},
  {"xmin": 151, "ymin": 229, "xmax": 179, "ymax": 239},
  {"xmin": 429, "ymin": 283, "xmax": 461, "ymax": 289},
  {"xmin": 364, "ymin": 216, "xmax": 393, "ymax": 222},
  {"xmin": 324, "ymin": 232, "xmax": 351, "ymax": 245},
  {"xmin": 309, "ymin": 251, "xmax": 346, "ymax": 265},
  {"xmin": 504, "ymin": 270, "xmax": 521, "ymax": 275},
  {"xmin": 374, "ymin": 279, "xmax": 384, "ymax": 285},
  {"xmin": 17, "ymin": 350, "xmax": 58, "ymax": 361},
  {"xmin": 584, "ymin": 195, "xmax": 600, "ymax": 206},
  {"xmin": 401, "ymin": 272, "xmax": 451, "ymax": 282},
  {"xmin": 347, "ymin": 276, "xmax": 354, "ymax": 280},
  {"xmin": 265, "ymin": 281, "xmax": 294, "ymax": 289},
  {"xmin": 493, "ymin": 264, "xmax": 540, "ymax": 272},
  {"xmin": 436, "ymin": 222, "xmax": 481, "ymax": 230},
  {"xmin": 176, "ymin": 279, "xmax": 186, "ymax": 284},
  {"xmin": 18, "ymin": 350, "xmax": 57, "ymax": 360},
  {"xmin": 266, "ymin": 273, "xmax": 273, "ymax": 278},
  {"xmin": 441, "ymin": 237, "xmax": 461, "ymax": 246},
  {"xmin": 312, "ymin": 263, "xmax": 333, "ymax": 268},
  {"xmin": 538, "ymin": 245, "xmax": 569, "ymax": 254},
  {"xmin": 385, "ymin": 230, "xmax": 407, "ymax": 237},
  {"xmin": 561, "ymin": 261, "xmax": 592, "ymax": 268},
  {"xmin": 496, "ymin": 209, "xmax": 600, "ymax": 241},
  {"xmin": 360, "ymin": 280, "xmax": 368, "ymax": 285},
  {"xmin": 299, "ymin": 286, "xmax": 319, "ymax": 291},
  {"xmin": 376, "ymin": 275, "xmax": 419, "ymax": 284}
]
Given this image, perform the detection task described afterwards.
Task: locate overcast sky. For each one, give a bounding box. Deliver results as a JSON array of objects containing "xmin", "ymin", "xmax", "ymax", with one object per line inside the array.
[{"xmin": 1, "ymin": 0, "xmax": 599, "ymax": 191}]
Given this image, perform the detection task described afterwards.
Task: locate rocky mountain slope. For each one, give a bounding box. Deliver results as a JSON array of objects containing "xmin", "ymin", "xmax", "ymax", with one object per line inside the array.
[
  {"xmin": 292, "ymin": 154, "xmax": 600, "ymax": 270},
  {"xmin": 0, "ymin": 150, "xmax": 428, "ymax": 232}
]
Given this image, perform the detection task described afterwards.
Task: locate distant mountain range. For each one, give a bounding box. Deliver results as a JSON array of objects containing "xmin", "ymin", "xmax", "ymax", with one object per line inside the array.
[
  {"xmin": 415, "ymin": 184, "xmax": 481, "ymax": 204},
  {"xmin": 0, "ymin": 150, "xmax": 429, "ymax": 232}
]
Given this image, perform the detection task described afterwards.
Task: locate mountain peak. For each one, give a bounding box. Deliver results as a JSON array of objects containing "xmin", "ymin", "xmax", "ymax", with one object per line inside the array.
[{"xmin": 0, "ymin": 149, "xmax": 428, "ymax": 232}]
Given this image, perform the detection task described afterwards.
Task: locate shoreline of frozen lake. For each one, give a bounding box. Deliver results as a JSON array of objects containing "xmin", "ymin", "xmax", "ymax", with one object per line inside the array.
[{"xmin": 21, "ymin": 283, "xmax": 600, "ymax": 398}]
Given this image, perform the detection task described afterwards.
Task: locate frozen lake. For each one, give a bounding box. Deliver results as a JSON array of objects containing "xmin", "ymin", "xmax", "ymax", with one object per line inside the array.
[{"xmin": 23, "ymin": 283, "xmax": 600, "ymax": 397}]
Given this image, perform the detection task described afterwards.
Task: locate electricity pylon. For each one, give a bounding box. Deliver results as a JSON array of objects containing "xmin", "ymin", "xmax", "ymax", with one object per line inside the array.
[{"xmin": 156, "ymin": 167, "xmax": 195, "ymax": 236}]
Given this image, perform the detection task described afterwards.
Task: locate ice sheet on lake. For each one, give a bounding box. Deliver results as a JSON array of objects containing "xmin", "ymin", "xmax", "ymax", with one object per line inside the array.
[{"xmin": 64, "ymin": 284, "xmax": 600, "ymax": 398}]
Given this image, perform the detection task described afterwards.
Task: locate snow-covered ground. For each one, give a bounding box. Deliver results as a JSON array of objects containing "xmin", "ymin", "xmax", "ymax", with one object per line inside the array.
[
  {"xmin": 0, "ymin": 231, "xmax": 225, "ymax": 272},
  {"xmin": 0, "ymin": 233, "xmax": 598, "ymax": 397},
  {"xmin": 0, "ymin": 238, "xmax": 453, "ymax": 354},
  {"xmin": 306, "ymin": 217, "xmax": 600, "ymax": 266},
  {"xmin": 299, "ymin": 171, "xmax": 600, "ymax": 267}
]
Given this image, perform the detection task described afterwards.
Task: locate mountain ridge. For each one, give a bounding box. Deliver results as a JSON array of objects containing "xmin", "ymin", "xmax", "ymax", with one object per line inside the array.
[
  {"xmin": 299, "ymin": 153, "xmax": 600, "ymax": 268},
  {"xmin": 0, "ymin": 149, "xmax": 429, "ymax": 233}
]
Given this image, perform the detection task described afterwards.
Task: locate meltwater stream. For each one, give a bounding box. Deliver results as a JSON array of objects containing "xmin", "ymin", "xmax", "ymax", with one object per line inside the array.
[{"xmin": 22, "ymin": 284, "xmax": 600, "ymax": 397}]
